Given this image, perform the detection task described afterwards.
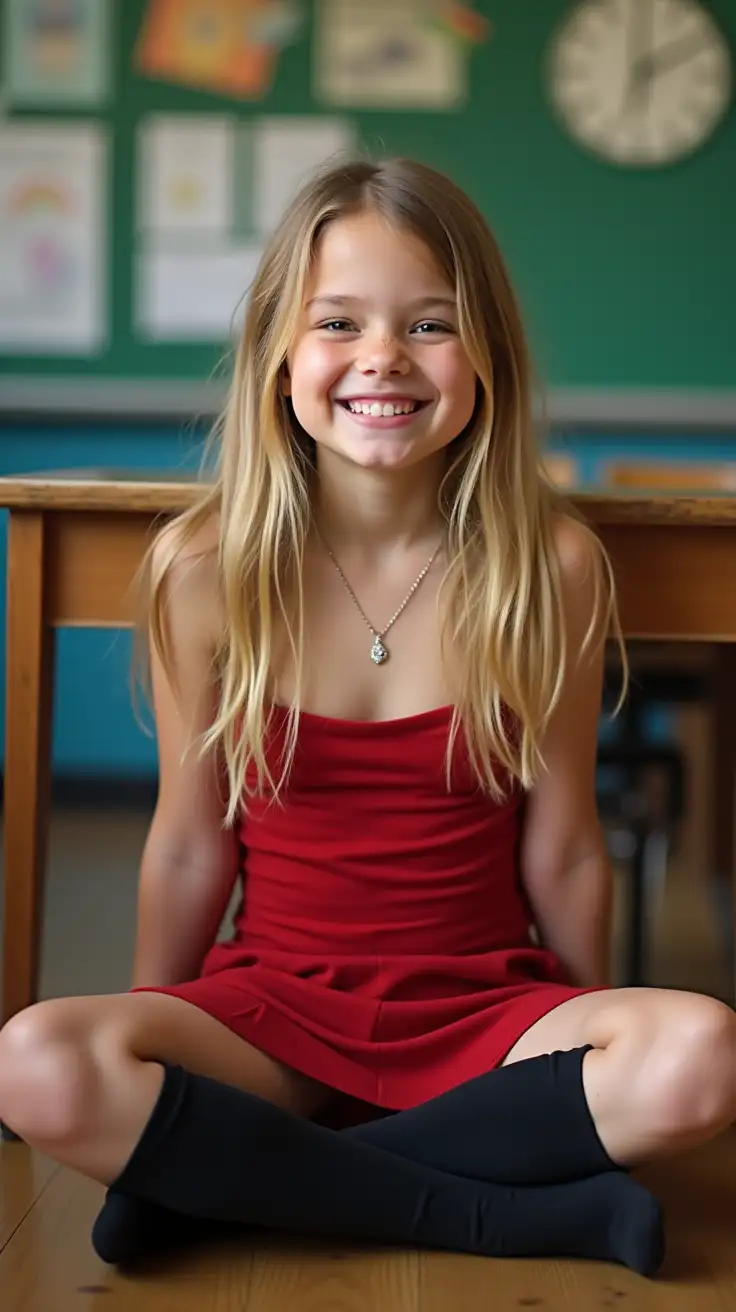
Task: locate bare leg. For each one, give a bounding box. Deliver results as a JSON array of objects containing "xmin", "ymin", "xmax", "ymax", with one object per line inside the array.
[
  {"xmin": 503, "ymin": 986, "xmax": 736, "ymax": 1166},
  {"xmin": 0, "ymin": 992, "xmax": 331, "ymax": 1182}
]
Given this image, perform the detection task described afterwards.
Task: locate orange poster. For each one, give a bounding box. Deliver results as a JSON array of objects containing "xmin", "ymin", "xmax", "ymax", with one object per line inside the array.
[{"xmin": 135, "ymin": 0, "xmax": 302, "ymax": 100}]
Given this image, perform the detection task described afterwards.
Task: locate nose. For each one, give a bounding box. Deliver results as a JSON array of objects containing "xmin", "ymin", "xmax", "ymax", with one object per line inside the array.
[{"xmin": 356, "ymin": 331, "xmax": 410, "ymax": 378}]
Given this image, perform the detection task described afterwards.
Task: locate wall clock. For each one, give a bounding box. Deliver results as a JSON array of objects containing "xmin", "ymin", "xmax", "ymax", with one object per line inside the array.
[{"xmin": 548, "ymin": 0, "xmax": 733, "ymax": 166}]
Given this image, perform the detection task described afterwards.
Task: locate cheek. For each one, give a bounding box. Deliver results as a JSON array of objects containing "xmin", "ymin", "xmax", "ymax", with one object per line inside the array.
[
  {"xmin": 291, "ymin": 341, "xmax": 343, "ymax": 395},
  {"xmin": 436, "ymin": 352, "xmax": 477, "ymax": 414}
]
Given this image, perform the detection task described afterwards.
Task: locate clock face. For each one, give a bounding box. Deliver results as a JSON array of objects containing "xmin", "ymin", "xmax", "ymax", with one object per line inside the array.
[{"xmin": 548, "ymin": 0, "xmax": 733, "ymax": 166}]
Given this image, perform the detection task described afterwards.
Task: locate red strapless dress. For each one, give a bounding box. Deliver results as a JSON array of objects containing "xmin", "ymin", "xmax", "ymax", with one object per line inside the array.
[{"xmin": 137, "ymin": 705, "xmax": 601, "ymax": 1109}]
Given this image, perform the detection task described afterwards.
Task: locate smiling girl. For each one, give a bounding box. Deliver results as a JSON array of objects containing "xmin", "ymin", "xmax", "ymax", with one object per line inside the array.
[{"xmin": 2, "ymin": 157, "xmax": 735, "ymax": 1279}]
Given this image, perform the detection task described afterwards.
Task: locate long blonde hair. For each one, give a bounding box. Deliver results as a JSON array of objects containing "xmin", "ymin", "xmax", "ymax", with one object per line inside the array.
[{"xmin": 143, "ymin": 156, "xmax": 624, "ymax": 825}]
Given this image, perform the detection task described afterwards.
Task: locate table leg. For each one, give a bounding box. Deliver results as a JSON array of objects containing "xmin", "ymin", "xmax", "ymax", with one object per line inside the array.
[
  {"xmin": 710, "ymin": 648, "xmax": 736, "ymax": 1004},
  {"xmin": 2, "ymin": 512, "xmax": 54, "ymax": 1028}
]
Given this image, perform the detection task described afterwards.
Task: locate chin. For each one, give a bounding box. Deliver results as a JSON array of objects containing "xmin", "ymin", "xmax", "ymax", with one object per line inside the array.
[
  {"xmin": 314, "ymin": 431, "xmax": 448, "ymax": 475},
  {"xmin": 314, "ymin": 438, "xmax": 408, "ymax": 471},
  {"xmin": 348, "ymin": 448, "xmax": 422, "ymax": 473}
]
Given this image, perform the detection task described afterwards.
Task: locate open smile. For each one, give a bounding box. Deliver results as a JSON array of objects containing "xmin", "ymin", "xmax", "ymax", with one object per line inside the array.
[{"xmin": 336, "ymin": 398, "xmax": 431, "ymax": 427}]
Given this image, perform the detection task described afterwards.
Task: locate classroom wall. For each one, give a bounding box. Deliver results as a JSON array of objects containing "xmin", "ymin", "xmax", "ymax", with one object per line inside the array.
[
  {"xmin": 1, "ymin": 0, "xmax": 734, "ymax": 777},
  {"xmin": 2, "ymin": 0, "xmax": 734, "ymax": 392}
]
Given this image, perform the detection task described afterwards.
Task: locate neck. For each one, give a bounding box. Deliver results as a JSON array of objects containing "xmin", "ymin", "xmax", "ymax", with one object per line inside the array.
[{"xmin": 311, "ymin": 450, "xmax": 446, "ymax": 558}]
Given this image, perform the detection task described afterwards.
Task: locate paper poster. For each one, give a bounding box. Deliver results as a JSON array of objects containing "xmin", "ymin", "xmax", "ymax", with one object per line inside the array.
[
  {"xmin": 137, "ymin": 245, "xmax": 264, "ymax": 340},
  {"xmin": 138, "ymin": 117, "xmax": 236, "ymax": 236},
  {"xmin": 135, "ymin": 0, "xmax": 303, "ymax": 100},
  {"xmin": 0, "ymin": 123, "xmax": 106, "ymax": 352},
  {"xmin": 314, "ymin": 0, "xmax": 489, "ymax": 110},
  {"xmin": 2, "ymin": 0, "xmax": 111, "ymax": 106},
  {"xmin": 254, "ymin": 116, "xmax": 356, "ymax": 234}
]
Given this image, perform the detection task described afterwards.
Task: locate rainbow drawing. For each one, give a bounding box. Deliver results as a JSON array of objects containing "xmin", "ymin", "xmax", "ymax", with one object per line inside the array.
[{"xmin": 7, "ymin": 180, "xmax": 72, "ymax": 216}]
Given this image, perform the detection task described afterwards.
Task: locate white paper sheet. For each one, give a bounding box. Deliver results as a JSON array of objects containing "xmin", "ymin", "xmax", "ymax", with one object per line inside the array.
[
  {"xmin": 2, "ymin": 0, "xmax": 111, "ymax": 107},
  {"xmin": 137, "ymin": 244, "xmax": 263, "ymax": 340},
  {"xmin": 138, "ymin": 115, "xmax": 235, "ymax": 236},
  {"xmin": 0, "ymin": 122, "xmax": 106, "ymax": 352},
  {"xmin": 314, "ymin": 0, "xmax": 465, "ymax": 109},
  {"xmin": 254, "ymin": 115, "xmax": 355, "ymax": 234}
]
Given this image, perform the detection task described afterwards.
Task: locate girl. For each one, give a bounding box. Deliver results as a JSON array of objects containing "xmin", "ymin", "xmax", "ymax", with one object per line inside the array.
[{"xmin": 1, "ymin": 157, "xmax": 734, "ymax": 1278}]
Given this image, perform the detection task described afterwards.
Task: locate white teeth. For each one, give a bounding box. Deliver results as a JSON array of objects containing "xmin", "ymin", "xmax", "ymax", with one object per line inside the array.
[{"xmin": 345, "ymin": 400, "xmax": 418, "ymax": 416}]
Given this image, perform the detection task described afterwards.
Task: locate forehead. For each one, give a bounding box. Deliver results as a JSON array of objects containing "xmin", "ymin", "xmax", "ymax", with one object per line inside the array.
[{"xmin": 306, "ymin": 211, "xmax": 451, "ymax": 296}]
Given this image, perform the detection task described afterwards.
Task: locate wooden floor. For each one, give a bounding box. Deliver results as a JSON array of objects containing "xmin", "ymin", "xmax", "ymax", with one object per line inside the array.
[{"xmin": 1, "ymin": 1129, "xmax": 736, "ymax": 1310}]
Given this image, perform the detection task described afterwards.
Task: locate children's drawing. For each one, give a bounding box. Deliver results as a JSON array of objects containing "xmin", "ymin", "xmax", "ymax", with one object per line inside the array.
[{"xmin": 135, "ymin": 0, "xmax": 303, "ymax": 100}]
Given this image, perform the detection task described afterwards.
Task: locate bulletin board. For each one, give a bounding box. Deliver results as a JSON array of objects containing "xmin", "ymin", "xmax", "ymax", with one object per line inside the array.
[{"xmin": 0, "ymin": 0, "xmax": 734, "ymax": 414}]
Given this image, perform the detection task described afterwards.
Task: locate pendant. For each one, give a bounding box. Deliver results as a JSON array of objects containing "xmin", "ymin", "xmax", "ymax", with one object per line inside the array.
[{"xmin": 370, "ymin": 636, "xmax": 389, "ymax": 665}]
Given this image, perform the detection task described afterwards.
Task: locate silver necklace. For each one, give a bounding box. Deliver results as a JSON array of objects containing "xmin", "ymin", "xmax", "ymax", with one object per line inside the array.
[{"xmin": 317, "ymin": 530, "xmax": 443, "ymax": 666}]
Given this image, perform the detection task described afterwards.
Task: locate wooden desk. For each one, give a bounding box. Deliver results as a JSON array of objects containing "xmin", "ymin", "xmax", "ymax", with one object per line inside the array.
[{"xmin": 1, "ymin": 471, "xmax": 736, "ymax": 1026}]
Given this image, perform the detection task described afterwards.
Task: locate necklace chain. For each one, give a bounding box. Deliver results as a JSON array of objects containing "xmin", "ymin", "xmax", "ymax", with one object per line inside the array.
[{"xmin": 316, "ymin": 528, "xmax": 443, "ymax": 666}]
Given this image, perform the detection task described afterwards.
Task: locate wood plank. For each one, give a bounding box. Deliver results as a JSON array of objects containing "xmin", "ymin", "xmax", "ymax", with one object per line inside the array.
[
  {"xmin": 246, "ymin": 1237, "xmax": 419, "ymax": 1312},
  {"xmin": 4, "ymin": 1132, "xmax": 736, "ymax": 1309},
  {"xmin": 598, "ymin": 525, "xmax": 736, "ymax": 640},
  {"xmin": 0, "ymin": 1160, "xmax": 256, "ymax": 1311},
  {"xmin": 579, "ymin": 494, "xmax": 736, "ymax": 528},
  {"xmin": 47, "ymin": 513, "xmax": 164, "ymax": 626},
  {"xmin": 2, "ymin": 512, "xmax": 54, "ymax": 1023},
  {"xmin": 1, "ymin": 473, "xmax": 736, "ymax": 529},
  {"xmin": 0, "ymin": 474, "xmax": 203, "ymax": 514},
  {"xmin": 0, "ymin": 1147, "xmax": 58, "ymax": 1254},
  {"xmin": 0, "ymin": 1155, "xmax": 419, "ymax": 1312}
]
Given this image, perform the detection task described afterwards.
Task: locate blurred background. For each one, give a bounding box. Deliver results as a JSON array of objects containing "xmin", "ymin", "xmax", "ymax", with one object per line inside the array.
[{"xmin": 0, "ymin": 0, "xmax": 734, "ymax": 1007}]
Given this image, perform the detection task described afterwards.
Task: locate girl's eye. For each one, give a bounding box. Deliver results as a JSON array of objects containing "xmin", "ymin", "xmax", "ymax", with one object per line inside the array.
[
  {"xmin": 319, "ymin": 319, "xmax": 355, "ymax": 332},
  {"xmin": 412, "ymin": 321, "xmax": 452, "ymax": 335},
  {"xmin": 316, "ymin": 318, "xmax": 453, "ymax": 335}
]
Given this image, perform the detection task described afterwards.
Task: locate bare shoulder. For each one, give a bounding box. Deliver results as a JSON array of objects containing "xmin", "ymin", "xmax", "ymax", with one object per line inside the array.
[
  {"xmin": 551, "ymin": 511, "xmax": 601, "ymax": 589},
  {"xmin": 550, "ymin": 511, "xmax": 611, "ymax": 652},
  {"xmin": 150, "ymin": 510, "xmax": 223, "ymax": 653},
  {"xmin": 152, "ymin": 508, "xmax": 220, "ymax": 569}
]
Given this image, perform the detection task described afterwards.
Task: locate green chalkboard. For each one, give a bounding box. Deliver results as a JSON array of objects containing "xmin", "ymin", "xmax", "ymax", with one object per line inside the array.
[{"xmin": 0, "ymin": 0, "xmax": 734, "ymax": 394}]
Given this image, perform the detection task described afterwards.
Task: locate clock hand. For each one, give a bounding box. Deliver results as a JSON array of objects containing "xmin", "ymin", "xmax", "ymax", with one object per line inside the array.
[
  {"xmin": 622, "ymin": 0, "xmax": 655, "ymax": 114},
  {"xmin": 634, "ymin": 33, "xmax": 712, "ymax": 83}
]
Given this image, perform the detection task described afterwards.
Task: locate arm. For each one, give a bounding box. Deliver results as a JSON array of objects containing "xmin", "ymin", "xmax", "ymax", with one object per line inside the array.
[
  {"xmin": 131, "ymin": 524, "xmax": 239, "ymax": 989},
  {"xmin": 519, "ymin": 517, "xmax": 613, "ymax": 988}
]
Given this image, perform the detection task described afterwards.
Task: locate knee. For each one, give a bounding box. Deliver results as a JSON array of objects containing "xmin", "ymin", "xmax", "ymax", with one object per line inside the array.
[
  {"xmin": 653, "ymin": 997, "xmax": 736, "ymax": 1138},
  {"xmin": 0, "ymin": 1003, "xmax": 97, "ymax": 1145}
]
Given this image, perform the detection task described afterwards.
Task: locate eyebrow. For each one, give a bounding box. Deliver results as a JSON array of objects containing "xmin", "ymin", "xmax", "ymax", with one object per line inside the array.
[{"xmin": 306, "ymin": 294, "xmax": 457, "ymax": 311}]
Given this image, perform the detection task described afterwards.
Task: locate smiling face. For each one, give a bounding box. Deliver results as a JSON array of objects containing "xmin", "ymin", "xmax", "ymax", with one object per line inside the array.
[{"xmin": 284, "ymin": 210, "xmax": 479, "ymax": 475}]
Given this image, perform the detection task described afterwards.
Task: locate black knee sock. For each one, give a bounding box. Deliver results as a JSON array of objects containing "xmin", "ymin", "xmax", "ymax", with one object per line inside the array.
[
  {"xmin": 92, "ymin": 1046, "xmax": 615, "ymax": 1266},
  {"xmin": 349, "ymin": 1046, "xmax": 617, "ymax": 1183},
  {"xmin": 93, "ymin": 1063, "xmax": 663, "ymax": 1276}
]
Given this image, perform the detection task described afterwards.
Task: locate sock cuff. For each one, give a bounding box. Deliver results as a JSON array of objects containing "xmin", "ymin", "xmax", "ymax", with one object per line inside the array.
[
  {"xmin": 112, "ymin": 1063, "xmax": 189, "ymax": 1192},
  {"xmin": 556, "ymin": 1044, "xmax": 620, "ymax": 1173}
]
